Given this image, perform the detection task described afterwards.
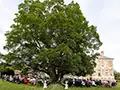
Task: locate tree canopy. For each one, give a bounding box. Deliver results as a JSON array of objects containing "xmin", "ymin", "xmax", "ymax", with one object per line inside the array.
[
  {"xmin": 114, "ymin": 70, "xmax": 120, "ymax": 81},
  {"xmin": 3, "ymin": 0, "xmax": 102, "ymax": 82}
]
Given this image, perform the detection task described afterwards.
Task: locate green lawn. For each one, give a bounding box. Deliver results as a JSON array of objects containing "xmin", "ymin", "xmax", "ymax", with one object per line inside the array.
[
  {"xmin": 117, "ymin": 82, "xmax": 120, "ymax": 87},
  {"xmin": 0, "ymin": 79, "xmax": 120, "ymax": 90}
]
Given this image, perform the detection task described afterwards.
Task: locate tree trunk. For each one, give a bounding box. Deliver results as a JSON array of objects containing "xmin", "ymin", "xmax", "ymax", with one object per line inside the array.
[
  {"xmin": 50, "ymin": 74, "xmax": 59, "ymax": 83},
  {"xmin": 48, "ymin": 68, "xmax": 65, "ymax": 83},
  {"xmin": 48, "ymin": 69, "xmax": 60, "ymax": 83}
]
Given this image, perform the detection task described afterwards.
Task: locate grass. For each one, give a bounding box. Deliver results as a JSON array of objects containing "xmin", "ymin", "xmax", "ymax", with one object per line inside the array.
[
  {"xmin": 0, "ymin": 79, "xmax": 120, "ymax": 90},
  {"xmin": 117, "ymin": 82, "xmax": 120, "ymax": 87}
]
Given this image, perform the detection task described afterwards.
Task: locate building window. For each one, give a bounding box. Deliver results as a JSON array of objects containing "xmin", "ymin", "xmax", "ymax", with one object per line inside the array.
[
  {"xmin": 109, "ymin": 69, "xmax": 113, "ymax": 76},
  {"xmin": 98, "ymin": 73, "xmax": 101, "ymax": 76},
  {"xmin": 100, "ymin": 60, "xmax": 104, "ymax": 67},
  {"xmin": 110, "ymin": 74, "xmax": 113, "ymax": 76}
]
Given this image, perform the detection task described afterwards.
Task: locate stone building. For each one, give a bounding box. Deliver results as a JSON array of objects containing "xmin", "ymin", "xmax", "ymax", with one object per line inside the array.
[{"xmin": 92, "ymin": 51, "xmax": 114, "ymax": 80}]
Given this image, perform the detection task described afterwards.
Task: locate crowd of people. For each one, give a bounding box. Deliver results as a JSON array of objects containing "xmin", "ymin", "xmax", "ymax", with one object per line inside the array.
[
  {"xmin": 0, "ymin": 74, "xmax": 38, "ymax": 86},
  {"xmin": 63, "ymin": 78, "xmax": 118, "ymax": 87},
  {"xmin": 0, "ymin": 73, "xmax": 118, "ymax": 88}
]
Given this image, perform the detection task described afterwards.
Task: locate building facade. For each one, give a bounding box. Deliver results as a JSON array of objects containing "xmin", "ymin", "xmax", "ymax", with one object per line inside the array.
[{"xmin": 92, "ymin": 51, "xmax": 114, "ymax": 80}]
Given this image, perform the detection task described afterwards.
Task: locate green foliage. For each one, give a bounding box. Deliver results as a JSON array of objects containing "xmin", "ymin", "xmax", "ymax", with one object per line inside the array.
[
  {"xmin": 0, "ymin": 63, "xmax": 14, "ymax": 75},
  {"xmin": 114, "ymin": 71, "xmax": 120, "ymax": 80},
  {"xmin": 3, "ymin": 0, "xmax": 102, "ymax": 82}
]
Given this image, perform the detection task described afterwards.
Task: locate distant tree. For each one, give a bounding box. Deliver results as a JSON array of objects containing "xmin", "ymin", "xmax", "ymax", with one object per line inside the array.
[
  {"xmin": 114, "ymin": 70, "xmax": 120, "ymax": 80},
  {"xmin": 3, "ymin": 0, "xmax": 102, "ymax": 82}
]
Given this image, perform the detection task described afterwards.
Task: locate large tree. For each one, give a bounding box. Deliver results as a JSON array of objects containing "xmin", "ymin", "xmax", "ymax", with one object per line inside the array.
[{"xmin": 3, "ymin": 0, "xmax": 102, "ymax": 82}]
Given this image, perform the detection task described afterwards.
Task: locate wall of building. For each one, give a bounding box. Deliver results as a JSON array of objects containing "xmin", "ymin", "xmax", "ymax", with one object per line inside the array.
[{"xmin": 92, "ymin": 51, "xmax": 114, "ymax": 80}]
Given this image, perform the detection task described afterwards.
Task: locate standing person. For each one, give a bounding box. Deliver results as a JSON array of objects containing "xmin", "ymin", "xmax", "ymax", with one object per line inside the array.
[
  {"xmin": 0, "ymin": 72, "xmax": 1, "ymax": 78},
  {"xmin": 116, "ymin": 81, "xmax": 118, "ymax": 85},
  {"xmin": 24, "ymin": 76, "xmax": 28, "ymax": 84},
  {"xmin": 9, "ymin": 75, "xmax": 13, "ymax": 82}
]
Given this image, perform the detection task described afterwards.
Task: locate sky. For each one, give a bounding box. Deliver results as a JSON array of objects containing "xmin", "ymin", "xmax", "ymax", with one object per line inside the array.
[{"xmin": 0, "ymin": 0, "xmax": 120, "ymax": 72}]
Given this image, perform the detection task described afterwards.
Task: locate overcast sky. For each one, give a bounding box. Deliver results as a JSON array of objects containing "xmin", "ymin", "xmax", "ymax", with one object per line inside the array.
[{"xmin": 0, "ymin": 0, "xmax": 120, "ymax": 72}]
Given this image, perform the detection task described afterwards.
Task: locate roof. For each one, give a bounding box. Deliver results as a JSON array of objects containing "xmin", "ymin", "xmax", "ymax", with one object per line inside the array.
[{"xmin": 98, "ymin": 55, "xmax": 114, "ymax": 60}]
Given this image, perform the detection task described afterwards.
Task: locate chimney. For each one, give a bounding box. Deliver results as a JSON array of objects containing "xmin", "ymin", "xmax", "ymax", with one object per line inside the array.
[{"xmin": 100, "ymin": 51, "xmax": 104, "ymax": 56}]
